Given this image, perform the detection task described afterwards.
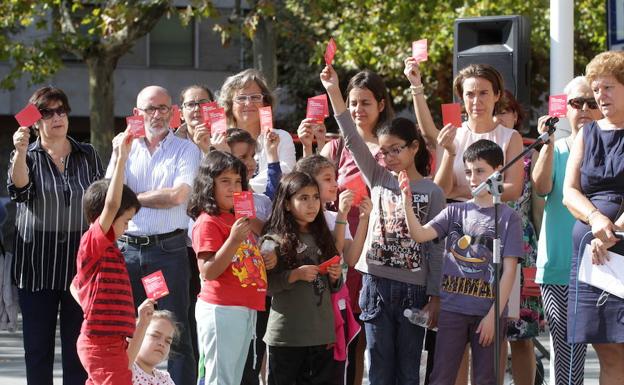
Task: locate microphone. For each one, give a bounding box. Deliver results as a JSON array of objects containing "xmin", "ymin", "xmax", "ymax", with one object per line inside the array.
[{"xmin": 536, "ymin": 116, "xmax": 559, "ymax": 144}]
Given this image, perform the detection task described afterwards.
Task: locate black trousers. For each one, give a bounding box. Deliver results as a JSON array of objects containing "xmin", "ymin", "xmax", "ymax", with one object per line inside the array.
[{"xmin": 267, "ymin": 344, "xmax": 334, "ymax": 385}]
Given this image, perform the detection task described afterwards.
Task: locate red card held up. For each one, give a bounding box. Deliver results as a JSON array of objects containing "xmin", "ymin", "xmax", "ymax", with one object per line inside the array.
[
  {"xmin": 412, "ymin": 39, "xmax": 428, "ymax": 62},
  {"xmin": 259, "ymin": 106, "xmax": 273, "ymax": 134},
  {"xmin": 233, "ymin": 191, "xmax": 256, "ymax": 219},
  {"xmin": 343, "ymin": 174, "xmax": 368, "ymax": 206},
  {"xmin": 548, "ymin": 94, "xmax": 567, "ymax": 118},
  {"xmin": 200, "ymin": 101, "xmax": 219, "ymax": 126},
  {"xmin": 15, "ymin": 104, "xmax": 42, "ymax": 127},
  {"xmin": 306, "ymin": 95, "xmax": 327, "ymax": 123},
  {"xmin": 209, "ymin": 107, "xmax": 228, "ymax": 136},
  {"xmin": 441, "ymin": 103, "xmax": 462, "ymax": 127},
  {"xmin": 170, "ymin": 105, "xmax": 181, "ymax": 128},
  {"xmin": 141, "ymin": 270, "xmax": 169, "ymax": 300},
  {"xmin": 126, "ymin": 116, "xmax": 146, "ymax": 138},
  {"xmin": 325, "ymin": 38, "xmax": 337, "ymax": 66},
  {"xmin": 319, "ymin": 255, "xmax": 341, "ymax": 274}
]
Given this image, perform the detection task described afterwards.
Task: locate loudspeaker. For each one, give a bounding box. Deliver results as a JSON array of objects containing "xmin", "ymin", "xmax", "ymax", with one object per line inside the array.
[{"xmin": 454, "ymin": 15, "xmax": 530, "ymax": 116}]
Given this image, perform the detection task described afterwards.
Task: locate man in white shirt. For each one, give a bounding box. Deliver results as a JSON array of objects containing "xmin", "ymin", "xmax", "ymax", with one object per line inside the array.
[{"xmin": 107, "ymin": 85, "xmax": 201, "ymax": 385}]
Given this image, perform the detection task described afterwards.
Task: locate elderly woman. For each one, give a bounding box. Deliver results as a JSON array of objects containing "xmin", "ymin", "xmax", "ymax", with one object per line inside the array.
[
  {"xmin": 532, "ymin": 76, "xmax": 601, "ymax": 385},
  {"xmin": 8, "ymin": 86, "xmax": 103, "ymax": 385},
  {"xmin": 563, "ymin": 51, "xmax": 624, "ymax": 385},
  {"xmin": 219, "ymin": 69, "xmax": 295, "ymax": 194}
]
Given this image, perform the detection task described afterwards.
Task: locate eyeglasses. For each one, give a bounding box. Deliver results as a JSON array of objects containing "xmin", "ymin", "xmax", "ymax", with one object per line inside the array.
[
  {"xmin": 379, "ymin": 145, "xmax": 408, "ymax": 159},
  {"xmin": 233, "ymin": 94, "xmax": 264, "ymax": 105},
  {"xmin": 568, "ymin": 97, "xmax": 598, "ymax": 110},
  {"xmin": 182, "ymin": 99, "xmax": 212, "ymax": 110},
  {"xmin": 39, "ymin": 107, "xmax": 68, "ymax": 120},
  {"xmin": 137, "ymin": 105, "xmax": 171, "ymax": 115}
]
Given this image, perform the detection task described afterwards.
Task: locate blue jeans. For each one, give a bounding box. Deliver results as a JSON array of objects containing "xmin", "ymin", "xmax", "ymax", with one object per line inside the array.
[
  {"xmin": 18, "ymin": 288, "xmax": 87, "ymax": 385},
  {"xmin": 359, "ymin": 274, "xmax": 427, "ymax": 385},
  {"xmin": 119, "ymin": 232, "xmax": 196, "ymax": 385}
]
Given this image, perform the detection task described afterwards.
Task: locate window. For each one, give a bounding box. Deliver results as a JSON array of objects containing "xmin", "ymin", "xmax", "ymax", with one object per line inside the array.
[{"xmin": 149, "ymin": 16, "xmax": 194, "ymax": 67}]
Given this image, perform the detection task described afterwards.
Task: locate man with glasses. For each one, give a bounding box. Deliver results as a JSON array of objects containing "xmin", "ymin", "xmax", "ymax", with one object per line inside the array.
[{"xmin": 106, "ymin": 85, "xmax": 200, "ymax": 385}]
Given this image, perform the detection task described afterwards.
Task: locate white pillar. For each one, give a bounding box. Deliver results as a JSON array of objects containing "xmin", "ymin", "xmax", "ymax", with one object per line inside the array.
[{"xmin": 550, "ymin": 0, "xmax": 574, "ymax": 139}]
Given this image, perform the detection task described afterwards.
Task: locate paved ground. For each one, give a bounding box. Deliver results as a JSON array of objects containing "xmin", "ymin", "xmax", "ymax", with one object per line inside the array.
[{"xmin": 0, "ymin": 317, "xmax": 601, "ymax": 385}]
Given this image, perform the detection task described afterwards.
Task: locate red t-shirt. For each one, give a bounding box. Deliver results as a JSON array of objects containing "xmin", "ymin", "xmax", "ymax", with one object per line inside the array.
[
  {"xmin": 72, "ymin": 220, "xmax": 135, "ymax": 337},
  {"xmin": 192, "ymin": 212, "xmax": 267, "ymax": 311}
]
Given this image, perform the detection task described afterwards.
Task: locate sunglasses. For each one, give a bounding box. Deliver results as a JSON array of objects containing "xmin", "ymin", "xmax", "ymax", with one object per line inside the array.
[
  {"xmin": 39, "ymin": 106, "xmax": 68, "ymax": 120},
  {"xmin": 568, "ymin": 97, "xmax": 598, "ymax": 110}
]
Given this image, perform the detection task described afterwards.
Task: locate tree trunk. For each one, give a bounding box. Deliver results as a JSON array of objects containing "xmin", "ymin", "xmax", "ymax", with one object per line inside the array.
[
  {"xmin": 85, "ymin": 55, "xmax": 116, "ymax": 164},
  {"xmin": 252, "ymin": 14, "xmax": 277, "ymax": 89}
]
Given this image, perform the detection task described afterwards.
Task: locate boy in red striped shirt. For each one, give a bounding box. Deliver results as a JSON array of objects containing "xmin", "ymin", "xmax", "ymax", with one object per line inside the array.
[{"xmin": 70, "ymin": 131, "xmax": 144, "ymax": 385}]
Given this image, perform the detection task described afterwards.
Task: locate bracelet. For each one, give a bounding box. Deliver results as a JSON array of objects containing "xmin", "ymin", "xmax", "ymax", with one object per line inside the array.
[
  {"xmin": 335, "ymin": 220, "xmax": 348, "ymax": 225},
  {"xmin": 410, "ymin": 84, "xmax": 424, "ymax": 96},
  {"xmin": 585, "ymin": 208, "xmax": 600, "ymax": 224}
]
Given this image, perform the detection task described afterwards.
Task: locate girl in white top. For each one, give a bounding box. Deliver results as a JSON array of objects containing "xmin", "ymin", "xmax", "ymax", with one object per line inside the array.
[
  {"xmin": 219, "ymin": 69, "xmax": 296, "ymax": 194},
  {"xmin": 403, "ymin": 57, "xmax": 524, "ymax": 202}
]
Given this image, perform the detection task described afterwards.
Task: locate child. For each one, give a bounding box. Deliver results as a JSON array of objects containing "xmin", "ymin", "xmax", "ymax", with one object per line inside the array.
[
  {"xmin": 261, "ymin": 172, "xmax": 343, "ymax": 384},
  {"xmin": 188, "ymin": 150, "xmax": 276, "ymax": 385},
  {"xmin": 295, "ymin": 155, "xmax": 372, "ymax": 384},
  {"xmin": 320, "ymin": 65, "xmax": 445, "ymax": 384},
  {"xmin": 71, "ymin": 132, "xmax": 142, "ymax": 384},
  {"xmin": 402, "ymin": 139, "xmax": 523, "ymax": 385},
  {"xmin": 128, "ymin": 309, "xmax": 179, "ymax": 385}
]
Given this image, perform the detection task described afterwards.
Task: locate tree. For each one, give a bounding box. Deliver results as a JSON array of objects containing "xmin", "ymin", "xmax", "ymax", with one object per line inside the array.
[{"xmin": 0, "ymin": 1, "xmax": 216, "ymax": 161}]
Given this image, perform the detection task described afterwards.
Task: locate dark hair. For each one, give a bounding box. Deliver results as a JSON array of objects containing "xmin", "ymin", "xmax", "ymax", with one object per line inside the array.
[
  {"xmin": 294, "ymin": 154, "xmax": 336, "ymax": 178},
  {"xmin": 263, "ymin": 172, "xmax": 338, "ymax": 269},
  {"xmin": 29, "ymin": 86, "xmax": 72, "ymax": 114},
  {"xmin": 453, "ymin": 64, "xmax": 504, "ymax": 114},
  {"xmin": 346, "ymin": 70, "xmax": 395, "ymax": 134},
  {"xmin": 226, "ymin": 128, "xmax": 256, "ymax": 149},
  {"xmin": 187, "ymin": 151, "xmax": 248, "ymax": 219},
  {"xmin": 83, "ymin": 180, "xmax": 141, "ymax": 224},
  {"xmin": 376, "ymin": 117, "xmax": 431, "ymax": 176},
  {"xmin": 179, "ymin": 84, "xmax": 215, "ymax": 104},
  {"xmin": 497, "ymin": 90, "xmax": 525, "ymax": 132},
  {"xmin": 462, "ymin": 139, "xmax": 504, "ymax": 169}
]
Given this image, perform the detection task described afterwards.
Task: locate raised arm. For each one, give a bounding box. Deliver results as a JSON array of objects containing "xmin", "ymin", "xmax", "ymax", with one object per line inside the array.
[
  {"xmin": 344, "ymin": 196, "xmax": 372, "ymax": 267},
  {"xmin": 531, "ymin": 116, "xmax": 556, "ymax": 196},
  {"xmin": 432, "ymin": 124, "xmax": 458, "ymax": 197},
  {"xmin": 400, "ymin": 178, "xmax": 439, "ymax": 243},
  {"xmin": 99, "ymin": 133, "xmax": 132, "ymax": 233},
  {"xmin": 9, "ymin": 126, "xmax": 31, "ymax": 189},
  {"xmin": 404, "ymin": 58, "xmax": 440, "ymax": 148}
]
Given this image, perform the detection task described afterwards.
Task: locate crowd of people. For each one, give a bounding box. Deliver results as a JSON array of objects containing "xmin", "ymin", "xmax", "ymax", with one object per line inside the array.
[{"xmin": 6, "ymin": 49, "xmax": 624, "ymax": 385}]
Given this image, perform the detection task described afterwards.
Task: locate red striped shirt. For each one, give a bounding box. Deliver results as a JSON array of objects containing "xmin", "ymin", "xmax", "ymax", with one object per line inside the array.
[{"xmin": 72, "ymin": 220, "xmax": 135, "ymax": 337}]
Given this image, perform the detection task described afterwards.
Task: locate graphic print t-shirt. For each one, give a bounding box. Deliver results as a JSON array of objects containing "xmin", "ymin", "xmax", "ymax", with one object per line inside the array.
[
  {"xmin": 192, "ymin": 211, "xmax": 267, "ymax": 310},
  {"xmin": 429, "ymin": 202, "xmax": 523, "ymax": 316}
]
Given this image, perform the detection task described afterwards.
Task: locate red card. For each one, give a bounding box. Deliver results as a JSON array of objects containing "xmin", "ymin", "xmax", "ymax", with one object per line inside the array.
[
  {"xmin": 306, "ymin": 95, "xmax": 327, "ymax": 123},
  {"xmin": 126, "ymin": 116, "xmax": 146, "ymax": 138},
  {"xmin": 325, "ymin": 38, "xmax": 337, "ymax": 66},
  {"xmin": 441, "ymin": 103, "xmax": 462, "ymax": 127},
  {"xmin": 259, "ymin": 106, "xmax": 273, "ymax": 134},
  {"xmin": 521, "ymin": 267, "xmax": 541, "ymax": 297},
  {"xmin": 233, "ymin": 191, "xmax": 256, "ymax": 219},
  {"xmin": 548, "ymin": 94, "xmax": 567, "ymax": 118},
  {"xmin": 412, "ymin": 39, "xmax": 428, "ymax": 62},
  {"xmin": 15, "ymin": 104, "xmax": 42, "ymax": 127},
  {"xmin": 399, "ymin": 170, "xmax": 411, "ymax": 195},
  {"xmin": 319, "ymin": 255, "xmax": 341, "ymax": 274},
  {"xmin": 200, "ymin": 101, "xmax": 219, "ymax": 125},
  {"xmin": 209, "ymin": 107, "xmax": 228, "ymax": 136},
  {"xmin": 141, "ymin": 270, "xmax": 169, "ymax": 300},
  {"xmin": 343, "ymin": 174, "xmax": 367, "ymax": 206},
  {"xmin": 170, "ymin": 105, "xmax": 181, "ymax": 128}
]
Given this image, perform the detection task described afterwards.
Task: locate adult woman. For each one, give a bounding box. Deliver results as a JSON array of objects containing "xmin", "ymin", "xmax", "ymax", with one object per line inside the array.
[
  {"xmin": 175, "ymin": 84, "xmax": 218, "ymax": 153},
  {"xmin": 496, "ymin": 91, "xmax": 544, "ymax": 385},
  {"xmin": 404, "ymin": 58, "xmax": 524, "ymax": 202},
  {"xmin": 303, "ymin": 69, "xmax": 394, "ymax": 385},
  {"xmin": 219, "ymin": 69, "xmax": 295, "ymax": 194},
  {"xmin": 563, "ymin": 51, "xmax": 624, "ymax": 385},
  {"xmin": 533, "ymin": 76, "xmax": 601, "ymax": 385},
  {"xmin": 8, "ymin": 86, "xmax": 103, "ymax": 384}
]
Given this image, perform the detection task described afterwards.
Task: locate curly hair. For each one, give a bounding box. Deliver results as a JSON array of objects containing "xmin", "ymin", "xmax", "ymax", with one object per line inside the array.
[
  {"xmin": 585, "ymin": 51, "xmax": 624, "ymax": 86},
  {"xmin": 187, "ymin": 151, "xmax": 248, "ymax": 219},
  {"xmin": 218, "ymin": 69, "xmax": 274, "ymax": 127},
  {"xmin": 263, "ymin": 172, "xmax": 338, "ymax": 269}
]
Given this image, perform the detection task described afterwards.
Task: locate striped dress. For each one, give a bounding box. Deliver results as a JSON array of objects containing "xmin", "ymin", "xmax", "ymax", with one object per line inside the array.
[{"xmin": 7, "ymin": 136, "xmax": 103, "ymax": 291}]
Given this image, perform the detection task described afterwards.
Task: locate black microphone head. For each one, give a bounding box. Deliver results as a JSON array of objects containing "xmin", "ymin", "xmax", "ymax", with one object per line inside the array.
[{"xmin": 545, "ymin": 117, "xmax": 559, "ymax": 127}]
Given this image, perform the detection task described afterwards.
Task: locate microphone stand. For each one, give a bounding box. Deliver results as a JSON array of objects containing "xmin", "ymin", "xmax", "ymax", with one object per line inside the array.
[{"xmin": 471, "ymin": 117, "xmax": 558, "ymax": 383}]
